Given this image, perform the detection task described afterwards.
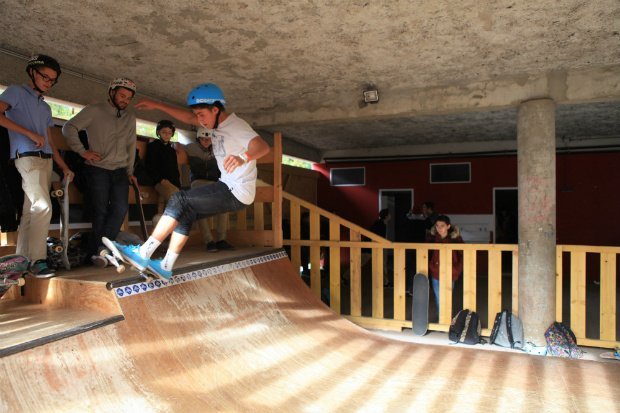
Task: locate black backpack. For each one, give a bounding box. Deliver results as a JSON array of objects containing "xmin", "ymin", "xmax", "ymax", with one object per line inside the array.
[{"xmin": 449, "ymin": 309, "xmax": 484, "ymax": 345}]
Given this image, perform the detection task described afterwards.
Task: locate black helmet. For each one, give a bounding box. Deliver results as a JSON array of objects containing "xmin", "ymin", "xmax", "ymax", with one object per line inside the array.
[
  {"xmin": 26, "ymin": 54, "xmax": 62, "ymax": 77},
  {"xmin": 156, "ymin": 120, "xmax": 176, "ymax": 137}
]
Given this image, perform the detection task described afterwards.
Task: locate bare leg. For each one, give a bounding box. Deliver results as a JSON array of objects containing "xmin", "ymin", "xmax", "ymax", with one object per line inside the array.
[
  {"xmin": 168, "ymin": 231, "xmax": 189, "ymax": 254},
  {"xmin": 151, "ymin": 215, "xmax": 179, "ymax": 242}
]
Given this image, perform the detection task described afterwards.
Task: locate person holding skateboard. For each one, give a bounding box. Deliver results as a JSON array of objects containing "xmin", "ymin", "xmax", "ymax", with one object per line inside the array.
[
  {"xmin": 0, "ymin": 54, "xmax": 74, "ymax": 277},
  {"xmin": 113, "ymin": 83, "xmax": 270, "ymax": 279},
  {"xmin": 426, "ymin": 215, "xmax": 464, "ymax": 316},
  {"xmin": 62, "ymin": 77, "xmax": 138, "ymax": 266},
  {"xmin": 184, "ymin": 127, "xmax": 233, "ymax": 252}
]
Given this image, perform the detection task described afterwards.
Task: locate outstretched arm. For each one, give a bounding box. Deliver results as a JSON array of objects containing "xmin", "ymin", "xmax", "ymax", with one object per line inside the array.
[{"xmin": 134, "ymin": 98, "xmax": 199, "ymax": 126}]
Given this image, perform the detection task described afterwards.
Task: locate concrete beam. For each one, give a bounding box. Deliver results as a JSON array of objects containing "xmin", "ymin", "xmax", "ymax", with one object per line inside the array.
[{"xmin": 244, "ymin": 66, "xmax": 620, "ymax": 128}]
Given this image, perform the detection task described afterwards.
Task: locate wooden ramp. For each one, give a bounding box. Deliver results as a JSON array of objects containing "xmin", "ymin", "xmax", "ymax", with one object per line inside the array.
[{"xmin": 1, "ymin": 250, "xmax": 618, "ymax": 413}]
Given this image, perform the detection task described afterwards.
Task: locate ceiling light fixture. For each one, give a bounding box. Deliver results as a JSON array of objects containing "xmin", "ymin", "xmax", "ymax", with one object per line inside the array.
[{"xmin": 363, "ymin": 88, "xmax": 379, "ymax": 104}]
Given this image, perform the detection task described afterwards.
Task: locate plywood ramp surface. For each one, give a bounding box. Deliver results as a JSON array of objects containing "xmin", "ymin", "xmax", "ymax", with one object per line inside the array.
[{"xmin": 1, "ymin": 253, "xmax": 618, "ymax": 413}]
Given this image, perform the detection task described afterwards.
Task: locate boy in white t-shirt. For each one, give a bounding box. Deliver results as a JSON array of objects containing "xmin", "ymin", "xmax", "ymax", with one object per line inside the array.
[{"xmin": 112, "ymin": 83, "xmax": 270, "ymax": 279}]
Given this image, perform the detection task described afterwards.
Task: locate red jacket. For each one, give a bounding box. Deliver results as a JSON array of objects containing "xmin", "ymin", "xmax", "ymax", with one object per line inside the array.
[{"xmin": 426, "ymin": 226, "xmax": 464, "ymax": 281}]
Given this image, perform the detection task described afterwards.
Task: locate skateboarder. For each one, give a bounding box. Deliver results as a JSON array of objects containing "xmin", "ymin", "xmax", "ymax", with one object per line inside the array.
[
  {"xmin": 113, "ymin": 83, "xmax": 270, "ymax": 279},
  {"xmin": 62, "ymin": 77, "xmax": 138, "ymax": 266},
  {"xmin": 0, "ymin": 54, "xmax": 74, "ymax": 277}
]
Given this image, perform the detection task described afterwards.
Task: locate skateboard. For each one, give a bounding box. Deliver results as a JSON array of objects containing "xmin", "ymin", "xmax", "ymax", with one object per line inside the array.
[
  {"xmin": 101, "ymin": 237, "xmax": 164, "ymax": 289},
  {"xmin": 51, "ymin": 178, "xmax": 71, "ymax": 270},
  {"xmin": 600, "ymin": 348, "xmax": 620, "ymax": 361},
  {"xmin": 411, "ymin": 272, "xmax": 429, "ymax": 336},
  {"xmin": 0, "ymin": 255, "xmax": 30, "ymax": 299},
  {"xmin": 130, "ymin": 180, "xmax": 149, "ymax": 241}
]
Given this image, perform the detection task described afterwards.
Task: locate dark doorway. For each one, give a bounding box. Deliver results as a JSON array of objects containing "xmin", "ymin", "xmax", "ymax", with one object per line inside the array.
[
  {"xmin": 379, "ymin": 189, "xmax": 413, "ymax": 242},
  {"xmin": 494, "ymin": 188, "xmax": 518, "ymax": 244}
]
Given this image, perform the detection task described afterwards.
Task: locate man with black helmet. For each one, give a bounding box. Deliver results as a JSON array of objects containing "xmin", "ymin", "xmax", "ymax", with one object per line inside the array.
[
  {"xmin": 0, "ymin": 54, "xmax": 73, "ymax": 277},
  {"xmin": 145, "ymin": 119, "xmax": 181, "ymax": 206},
  {"xmin": 110, "ymin": 83, "xmax": 269, "ymax": 280},
  {"xmin": 62, "ymin": 77, "xmax": 138, "ymax": 265}
]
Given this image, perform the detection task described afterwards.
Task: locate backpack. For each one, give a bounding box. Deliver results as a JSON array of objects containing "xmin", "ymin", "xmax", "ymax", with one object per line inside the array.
[
  {"xmin": 544, "ymin": 322, "xmax": 584, "ymax": 359},
  {"xmin": 489, "ymin": 310, "xmax": 524, "ymax": 349},
  {"xmin": 449, "ymin": 309, "xmax": 484, "ymax": 345}
]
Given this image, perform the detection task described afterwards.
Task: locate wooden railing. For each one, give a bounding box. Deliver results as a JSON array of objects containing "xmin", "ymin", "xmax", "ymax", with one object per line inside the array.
[{"xmin": 282, "ymin": 193, "xmax": 619, "ymax": 349}]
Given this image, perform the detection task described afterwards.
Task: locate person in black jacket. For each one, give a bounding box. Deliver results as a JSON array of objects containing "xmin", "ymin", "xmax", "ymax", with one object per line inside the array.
[{"xmin": 145, "ymin": 120, "xmax": 181, "ymax": 209}]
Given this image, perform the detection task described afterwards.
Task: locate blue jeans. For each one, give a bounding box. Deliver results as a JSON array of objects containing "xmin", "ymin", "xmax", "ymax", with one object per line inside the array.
[
  {"xmin": 431, "ymin": 277, "xmax": 455, "ymax": 315},
  {"xmin": 164, "ymin": 181, "xmax": 246, "ymax": 236},
  {"xmin": 84, "ymin": 165, "xmax": 129, "ymax": 256}
]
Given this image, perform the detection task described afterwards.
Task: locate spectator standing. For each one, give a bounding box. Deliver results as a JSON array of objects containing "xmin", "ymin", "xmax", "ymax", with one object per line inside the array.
[{"xmin": 0, "ymin": 54, "xmax": 73, "ymax": 277}]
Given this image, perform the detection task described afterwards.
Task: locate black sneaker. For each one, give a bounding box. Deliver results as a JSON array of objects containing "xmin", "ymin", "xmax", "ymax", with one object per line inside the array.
[
  {"xmin": 206, "ymin": 241, "xmax": 218, "ymax": 252},
  {"xmin": 215, "ymin": 240, "xmax": 234, "ymax": 251},
  {"xmin": 31, "ymin": 259, "xmax": 56, "ymax": 278}
]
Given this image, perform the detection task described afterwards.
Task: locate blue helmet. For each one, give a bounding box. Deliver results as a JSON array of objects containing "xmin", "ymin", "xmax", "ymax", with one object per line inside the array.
[{"xmin": 186, "ymin": 83, "xmax": 226, "ymax": 106}]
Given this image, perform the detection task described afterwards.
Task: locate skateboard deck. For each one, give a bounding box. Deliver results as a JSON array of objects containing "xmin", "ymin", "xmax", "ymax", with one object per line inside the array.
[
  {"xmin": 130, "ymin": 180, "xmax": 149, "ymax": 241},
  {"xmin": 102, "ymin": 237, "xmax": 165, "ymax": 288},
  {"xmin": 51, "ymin": 178, "xmax": 71, "ymax": 270},
  {"xmin": 600, "ymin": 350, "xmax": 620, "ymax": 361},
  {"xmin": 411, "ymin": 272, "xmax": 429, "ymax": 336},
  {"xmin": 0, "ymin": 255, "xmax": 30, "ymax": 299}
]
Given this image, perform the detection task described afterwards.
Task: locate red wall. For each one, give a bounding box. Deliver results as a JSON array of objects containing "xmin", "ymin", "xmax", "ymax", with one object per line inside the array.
[{"xmin": 314, "ymin": 152, "xmax": 620, "ymax": 246}]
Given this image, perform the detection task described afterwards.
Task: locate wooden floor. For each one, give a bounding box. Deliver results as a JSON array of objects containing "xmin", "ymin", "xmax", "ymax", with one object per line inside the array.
[{"xmin": 0, "ymin": 247, "xmax": 618, "ymax": 412}]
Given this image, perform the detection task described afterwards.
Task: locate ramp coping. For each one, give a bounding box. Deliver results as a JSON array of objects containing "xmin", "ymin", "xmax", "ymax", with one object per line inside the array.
[{"xmin": 114, "ymin": 250, "xmax": 288, "ymax": 298}]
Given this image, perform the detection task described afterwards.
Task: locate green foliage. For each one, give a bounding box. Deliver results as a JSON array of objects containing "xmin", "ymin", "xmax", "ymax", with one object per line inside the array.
[
  {"xmin": 49, "ymin": 101, "xmax": 79, "ymax": 120},
  {"xmin": 282, "ymin": 155, "xmax": 313, "ymax": 169}
]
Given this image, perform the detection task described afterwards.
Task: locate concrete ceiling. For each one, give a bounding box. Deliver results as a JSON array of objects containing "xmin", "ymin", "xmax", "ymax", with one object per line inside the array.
[{"xmin": 1, "ymin": 1, "xmax": 619, "ymax": 162}]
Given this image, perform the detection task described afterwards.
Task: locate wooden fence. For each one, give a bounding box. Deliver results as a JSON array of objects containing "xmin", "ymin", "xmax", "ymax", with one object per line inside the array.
[{"xmin": 282, "ymin": 192, "xmax": 619, "ymax": 349}]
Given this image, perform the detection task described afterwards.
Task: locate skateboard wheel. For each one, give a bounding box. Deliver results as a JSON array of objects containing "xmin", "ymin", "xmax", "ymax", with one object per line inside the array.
[
  {"xmin": 116, "ymin": 265, "xmax": 126, "ymax": 273},
  {"xmin": 100, "ymin": 248, "xmax": 110, "ymax": 257},
  {"xmin": 17, "ymin": 278, "xmax": 25, "ymax": 286},
  {"xmin": 53, "ymin": 245, "xmax": 64, "ymax": 253}
]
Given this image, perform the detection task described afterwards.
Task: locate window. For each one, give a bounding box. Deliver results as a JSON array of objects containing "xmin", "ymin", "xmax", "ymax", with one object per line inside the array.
[
  {"xmin": 430, "ymin": 162, "xmax": 471, "ymax": 183},
  {"xmin": 330, "ymin": 167, "xmax": 365, "ymax": 186}
]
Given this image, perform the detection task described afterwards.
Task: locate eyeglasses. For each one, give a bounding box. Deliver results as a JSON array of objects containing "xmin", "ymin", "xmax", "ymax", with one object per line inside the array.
[{"xmin": 34, "ymin": 68, "xmax": 58, "ymax": 85}]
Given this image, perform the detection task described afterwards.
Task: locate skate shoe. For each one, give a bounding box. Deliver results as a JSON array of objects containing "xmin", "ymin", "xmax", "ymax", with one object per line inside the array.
[
  {"xmin": 31, "ymin": 259, "xmax": 55, "ymax": 278},
  {"xmin": 115, "ymin": 243, "xmax": 149, "ymax": 272},
  {"xmin": 147, "ymin": 259, "xmax": 172, "ymax": 281}
]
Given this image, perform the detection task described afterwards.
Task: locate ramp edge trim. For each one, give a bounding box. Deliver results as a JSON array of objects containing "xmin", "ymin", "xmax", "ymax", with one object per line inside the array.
[{"xmin": 113, "ymin": 250, "xmax": 288, "ymax": 298}]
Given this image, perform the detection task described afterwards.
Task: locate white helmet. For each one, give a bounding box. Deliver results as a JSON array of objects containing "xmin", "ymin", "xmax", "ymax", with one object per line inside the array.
[
  {"xmin": 196, "ymin": 127, "xmax": 214, "ymax": 139},
  {"xmin": 109, "ymin": 77, "xmax": 137, "ymax": 94}
]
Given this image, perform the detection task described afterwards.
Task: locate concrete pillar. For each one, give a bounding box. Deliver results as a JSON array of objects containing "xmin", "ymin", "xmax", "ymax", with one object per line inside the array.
[{"xmin": 517, "ymin": 98, "xmax": 556, "ymax": 346}]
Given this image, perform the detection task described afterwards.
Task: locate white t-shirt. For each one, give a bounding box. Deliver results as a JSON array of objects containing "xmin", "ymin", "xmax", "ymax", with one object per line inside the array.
[{"xmin": 211, "ymin": 113, "xmax": 259, "ymax": 205}]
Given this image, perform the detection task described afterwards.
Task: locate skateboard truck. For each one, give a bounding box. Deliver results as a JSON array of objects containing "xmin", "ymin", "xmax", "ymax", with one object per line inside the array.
[{"xmin": 99, "ymin": 248, "xmax": 126, "ymax": 273}]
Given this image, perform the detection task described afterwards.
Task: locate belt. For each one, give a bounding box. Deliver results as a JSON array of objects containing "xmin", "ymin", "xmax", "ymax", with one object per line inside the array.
[{"xmin": 16, "ymin": 151, "xmax": 52, "ymax": 159}]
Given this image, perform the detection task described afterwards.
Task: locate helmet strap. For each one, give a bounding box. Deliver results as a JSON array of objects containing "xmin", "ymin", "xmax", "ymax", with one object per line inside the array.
[
  {"xmin": 27, "ymin": 68, "xmax": 45, "ymax": 95},
  {"xmin": 213, "ymin": 109, "xmax": 222, "ymax": 129},
  {"xmin": 109, "ymin": 89, "xmax": 123, "ymax": 118}
]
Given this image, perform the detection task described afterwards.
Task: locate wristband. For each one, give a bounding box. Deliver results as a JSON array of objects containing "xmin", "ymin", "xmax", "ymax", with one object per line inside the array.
[{"xmin": 239, "ymin": 151, "xmax": 251, "ymax": 163}]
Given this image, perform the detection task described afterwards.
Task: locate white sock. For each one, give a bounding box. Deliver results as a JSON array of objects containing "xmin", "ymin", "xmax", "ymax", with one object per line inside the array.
[
  {"xmin": 161, "ymin": 251, "xmax": 179, "ymax": 271},
  {"xmin": 139, "ymin": 237, "xmax": 161, "ymax": 259}
]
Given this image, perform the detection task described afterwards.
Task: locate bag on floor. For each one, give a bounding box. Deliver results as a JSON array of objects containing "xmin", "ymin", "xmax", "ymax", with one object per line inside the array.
[
  {"xmin": 489, "ymin": 310, "xmax": 524, "ymax": 349},
  {"xmin": 449, "ymin": 309, "xmax": 484, "ymax": 345},
  {"xmin": 544, "ymin": 321, "xmax": 583, "ymax": 359}
]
